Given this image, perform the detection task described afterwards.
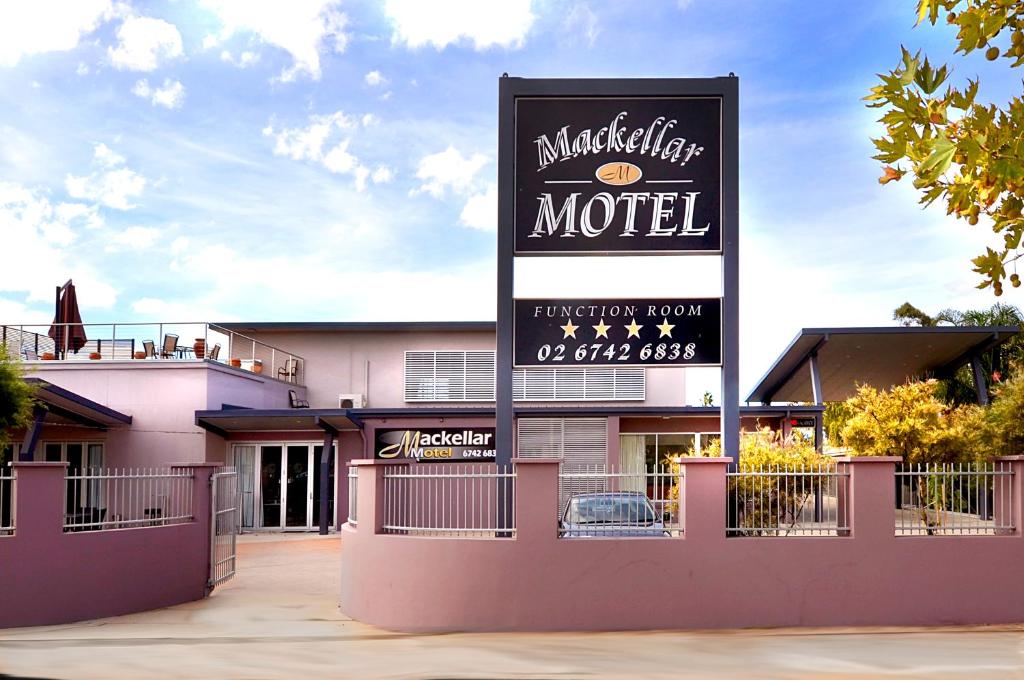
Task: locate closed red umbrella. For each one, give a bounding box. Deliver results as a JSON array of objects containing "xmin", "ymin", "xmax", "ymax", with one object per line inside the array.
[{"xmin": 48, "ymin": 280, "xmax": 87, "ymax": 358}]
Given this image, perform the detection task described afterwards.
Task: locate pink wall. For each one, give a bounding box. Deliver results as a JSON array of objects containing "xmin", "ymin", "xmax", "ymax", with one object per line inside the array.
[
  {"xmin": 26, "ymin": 362, "xmax": 302, "ymax": 467},
  {"xmin": 0, "ymin": 462, "xmax": 217, "ymax": 629},
  {"xmin": 241, "ymin": 328, "xmax": 687, "ymax": 409},
  {"xmin": 340, "ymin": 456, "xmax": 1024, "ymax": 632}
]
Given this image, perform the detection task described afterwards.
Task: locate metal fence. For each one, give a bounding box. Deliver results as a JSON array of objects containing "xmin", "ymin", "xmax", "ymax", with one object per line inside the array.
[
  {"xmin": 210, "ymin": 467, "xmax": 238, "ymax": 588},
  {"xmin": 347, "ymin": 467, "xmax": 358, "ymax": 527},
  {"xmin": 557, "ymin": 464, "xmax": 680, "ymax": 537},
  {"xmin": 895, "ymin": 462, "xmax": 1015, "ymax": 536},
  {"xmin": 382, "ymin": 464, "xmax": 515, "ymax": 537},
  {"xmin": 726, "ymin": 464, "xmax": 850, "ymax": 536},
  {"xmin": 1, "ymin": 322, "xmax": 305, "ymax": 384},
  {"xmin": 63, "ymin": 468, "xmax": 194, "ymax": 532},
  {"xmin": 1, "ymin": 470, "xmax": 13, "ymax": 536}
]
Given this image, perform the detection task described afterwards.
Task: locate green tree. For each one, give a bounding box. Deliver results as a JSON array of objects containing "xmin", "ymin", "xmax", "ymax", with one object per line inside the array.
[
  {"xmin": 891, "ymin": 301, "xmax": 1023, "ymax": 403},
  {"xmin": 0, "ymin": 346, "xmax": 34, "ymax": 452},
  {"xmin": 840, "ymin": 380, "xmax": 991, "ymax": 463},
  {"xmin": 866, "ymin": 0, "xmax": 1024, "ymax": 295},
  {"xmin": 894, "ymin": 301, "xmax": 937, "ymax": 326},
  {"xmin": 986, "ymin": 363, "xmax": 1024, "ymax": 454}
]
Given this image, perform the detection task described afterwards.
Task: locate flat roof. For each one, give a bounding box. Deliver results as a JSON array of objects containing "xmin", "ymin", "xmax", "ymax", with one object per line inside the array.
[
  {"xmin": 195, "ymin": 409, "xmax": 360, "ymax": 435},
  {"xmin": 25, "ymin": 378, "xmax": 133, "ymax": 429},
  {"xmin": 195, "ymin": 404, "xmax": 817, "ymax": 434},
  {"xmin": 747, "ymin": 326, "xmax": 1020, "ymax": 404},
  {"xmin": 214, "ymin": 321, "xmax": 495, "ymax": 333}
]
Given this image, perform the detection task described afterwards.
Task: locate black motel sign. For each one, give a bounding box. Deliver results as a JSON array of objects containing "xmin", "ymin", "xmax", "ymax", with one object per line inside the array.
[
  {"xmin": 514, "ymin": 96, "xmax": 721, "ymax": 255},
  {"xmin": 514, "ymin": 298, "xmax": 722, "ymax": 367}
]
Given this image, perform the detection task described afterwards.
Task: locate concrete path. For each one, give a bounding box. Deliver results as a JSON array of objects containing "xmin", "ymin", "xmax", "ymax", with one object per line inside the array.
[{"xmin": 2, "ymin": 535, "xmax": 1024, "ymax": 679}]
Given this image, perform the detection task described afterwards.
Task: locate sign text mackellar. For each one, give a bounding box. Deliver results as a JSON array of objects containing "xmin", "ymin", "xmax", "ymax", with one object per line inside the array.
[{"xmin": 514, "ymin": 96, "xmax": 722, "ymax": 254}]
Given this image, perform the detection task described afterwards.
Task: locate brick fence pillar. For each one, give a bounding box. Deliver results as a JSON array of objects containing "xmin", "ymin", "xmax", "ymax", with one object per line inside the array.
[{"xmin": 678, "ymin": 457, "xmax": 730, "ymax": 544}]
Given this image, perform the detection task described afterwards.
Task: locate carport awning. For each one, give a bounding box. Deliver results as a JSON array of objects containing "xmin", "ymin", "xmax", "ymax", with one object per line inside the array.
[
  {"xmin": 195, "ymin": 409, "xmax": 361, "ymax": 436},
  {"xmin": 25, "ymin": 378, "xmax": 132, "ymax": 429},
  {"xmin": 747, "ymin": 326, "xmax": 1020, "ymax": 404}
]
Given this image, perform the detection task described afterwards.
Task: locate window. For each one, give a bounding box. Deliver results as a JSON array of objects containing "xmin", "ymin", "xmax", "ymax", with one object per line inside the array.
[
  {"xmin": 43, "ymin": 442, "xmax": 104, "ymax": 516},
  {"xmin": 619, "ymin": 433, "xmax": 718, "ymax": 469},
  {"xmin": 404, "ymin": 350, "xmax": 645, "ymax": 402}
]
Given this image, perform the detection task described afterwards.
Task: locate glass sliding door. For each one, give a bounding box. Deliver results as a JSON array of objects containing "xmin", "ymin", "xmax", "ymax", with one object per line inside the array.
[
  {"xmin": 285, "ymin": 445, "xmax": 311, "ymax": 528},
  {"xmin": 243, "ymin": 442, "xmax": 339, "ymax": 531},
  {"xmin": 260, "ymin": 445, "xmax": 283, "ymax": 528},
  {"xmin": 232, "ymin": 445, "xmax": 257, "ymax": 529}
]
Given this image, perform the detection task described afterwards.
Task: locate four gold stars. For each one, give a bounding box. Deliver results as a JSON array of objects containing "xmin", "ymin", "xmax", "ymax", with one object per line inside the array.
[{"xmin": 558, "ymin": 317, "xmax": 677, "ymax": 340}]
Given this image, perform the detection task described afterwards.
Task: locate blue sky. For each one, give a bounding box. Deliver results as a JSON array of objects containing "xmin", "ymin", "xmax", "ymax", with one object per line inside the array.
[{"xmin": 0, "ymin": 0, "xmax": 1020, "ymax": 396}]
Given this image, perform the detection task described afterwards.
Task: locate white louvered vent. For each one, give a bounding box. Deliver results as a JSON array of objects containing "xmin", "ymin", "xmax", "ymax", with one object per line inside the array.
[
  {"xmin": 518, "ymin": 418, "xmax": 609, "ymax": 512},
  {"xmin": 516, "ymin": 418, "xmax": 608, "ymax": 464},
  {"xmin": 404, "ymin": 351, "xmax": 645, "ymax": 402}
]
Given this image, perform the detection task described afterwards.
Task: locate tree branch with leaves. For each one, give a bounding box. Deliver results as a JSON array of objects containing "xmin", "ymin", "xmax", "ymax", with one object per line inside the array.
[{"xmin": 866, "ymin": 0, "xmax": 1024, "ymax": 294}]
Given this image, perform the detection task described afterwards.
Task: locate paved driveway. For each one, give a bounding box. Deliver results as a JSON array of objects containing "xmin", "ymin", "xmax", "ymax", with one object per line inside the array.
[{"xmin": 2, "ymin": 535, "xmax": 1024, "ymax": 679}]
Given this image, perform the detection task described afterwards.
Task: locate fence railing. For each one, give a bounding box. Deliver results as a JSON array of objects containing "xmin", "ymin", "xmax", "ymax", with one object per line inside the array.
[
  {"xmin": 895, "ymin": 462, "xmax": 1015, "ymax": 536},
  {"xmin": 1, "ymin": 470, "xmax": 13, "ymax": 536},
  {"xmin": 347, "ymin": 467, "xmax": 358, "ymax": 527},
  {"xmin": 1, "ymin": 322, "xmax": 305, "ymax": 384},
  {"xmin": 63, "ymin": 468, "xmax": 194, "ymax": 532},
  {"xmin": 558, "ymin": 465, "xmax": 680, "ymax": 537},
  {"xmin": 726, "ymin": 464, "xmax": 850, "ymax": 537},
  {"xmin": 382, "ymin": 464, "xmax": 515, "ymax": 537}
]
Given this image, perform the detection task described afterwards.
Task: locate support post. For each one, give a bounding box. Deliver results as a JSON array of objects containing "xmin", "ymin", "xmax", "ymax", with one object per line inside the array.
[
  {"xmin": 319, "ymin": 432, "xmax": 335, "ymax": 535},
  {"xmin": 20, "ymin": 404, "xmax": 47, "ymax": 462},
  {"xmin": 315, "ymin": 416, "xmax": 339, "ymax": 535},
  {"xmin": 971, "ymin": 354, "xmax": 989, "ymax": 406},
  {"xmin": 495, "ymin": 75, "xmax": 516, "ymax": 530},
  {"xmin": 720, "ymin": 76, "xmax": 740, "ymax": 470}
]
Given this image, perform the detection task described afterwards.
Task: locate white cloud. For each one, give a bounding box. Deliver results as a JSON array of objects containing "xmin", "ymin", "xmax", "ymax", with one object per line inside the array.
[
  {"xmin": 361, "ymin": 113, "xmax": 379, "ymax": 126},
  {"xmin": 365, "ymin": 70, "xmax": 386, "ymax": 86},
  {"xmin": 263, "ymin": 111, "xmax": 390, "ymax": 190},
  {"xmin": 108, "ymin": 15, "xmax": 183, "ymax": 71},
  {"xmin": 0, "ymin": 181, "xmax": 117, "ymax": 311},
  {"xmin": 170, "ymin": 236, "xmax": 190, "ymax": 255},
  {"xmin": 413, "ymin": 146, "xmax": 489, "ymax": 198},
  {"xmin": 105, "ymin": 226, "xmax": 161, "ymax": 252},
  {"xmin": 0, "ymin": 0, "xmax": 112, "ymax": 67},
  {"xmin": 220, "ymin": 49, "xmax": 260, "ymax": 67},
  {"xmin": 385, "ymin": 0, "xmax": 535, "ymax": 50},
  {"xmin": 201, "ymin": 0, "xmax": 348, "ymax": 81},
  {"xmin": 65, "ymin": 143, "xmax": 146, "ymax": 210},
  {"xmin": 563, "ymin": 3, "xmax": 599, "ymax": 47},
  {"xmin": 459, "ymin": 183, "xmax": 496, "ymax": 231},
  {"xmin": 76, "ymin": 62, "xmax": 90, "ymax": 76},
  {"xmin": 132, "ymin": 78, "xmax": 186, "ymax": 109}
]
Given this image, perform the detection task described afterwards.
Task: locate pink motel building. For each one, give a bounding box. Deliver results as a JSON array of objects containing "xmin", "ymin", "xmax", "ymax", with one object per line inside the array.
[
  {"xmin": 3, "ymin": 320, "xmax": 1015, "ymax": 535},
  {"xmin": 4, "ymin": 318, "xmax": 1024, "ymax": 633},
  {"xmin": 2, "ymin": 319, "xmax": 817, "ymax": 533}
]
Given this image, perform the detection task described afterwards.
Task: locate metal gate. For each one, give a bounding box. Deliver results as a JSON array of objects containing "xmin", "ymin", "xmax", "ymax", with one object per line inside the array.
[{"xmin": 209, "ymin": 467, "xmax": 238, "ymax": 590}]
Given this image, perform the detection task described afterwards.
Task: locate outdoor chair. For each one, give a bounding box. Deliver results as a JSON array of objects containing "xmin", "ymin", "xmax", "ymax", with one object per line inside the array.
[
  {"xmin": 278, "ymin": 357, "xmax": 300, "ymax": 381},
  {"xmin": 288, "ymin": 389, "xmax": 310, "ymax": 409},
  {"xmin": 21, "ymin": 347, "xmax": 38, "ymax": 361},
  {"xmin": 143, "ymin": 340, "xmax": 156, "ymax": 358},
  {"xmin": 160, "ymin": 333, "xmax": 179, "ymax": 358},
  {"xmin": 208, "ymin": 343, "xmax": 221, "ymax": 361}
]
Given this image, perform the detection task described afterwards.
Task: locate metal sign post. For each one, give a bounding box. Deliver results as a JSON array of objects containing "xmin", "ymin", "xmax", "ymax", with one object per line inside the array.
[{"xmin": 497, "ymin": 76, "xmax": 740, "ymax": 473}]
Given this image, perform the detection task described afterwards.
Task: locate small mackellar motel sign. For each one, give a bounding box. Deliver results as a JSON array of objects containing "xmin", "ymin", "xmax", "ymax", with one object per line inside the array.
[
  {"xmin": 374, "ymin": 428, "xmax": 496, "ymax": 462},
  {"xmin": 514, "ymin": 96, "xmax": 721, "ymax": 254}
]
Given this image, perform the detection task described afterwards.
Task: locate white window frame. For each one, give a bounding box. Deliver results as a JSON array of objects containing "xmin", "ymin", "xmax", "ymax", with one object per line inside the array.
[{"xmin": 404, "ymin": 350, "xmax": 645, "ymax": 402}]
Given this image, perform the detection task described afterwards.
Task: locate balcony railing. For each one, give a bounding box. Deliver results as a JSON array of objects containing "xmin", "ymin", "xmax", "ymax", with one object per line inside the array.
[{"xmin": 0, "ymin": 322, "xmax": 304, "ymax": 384}]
